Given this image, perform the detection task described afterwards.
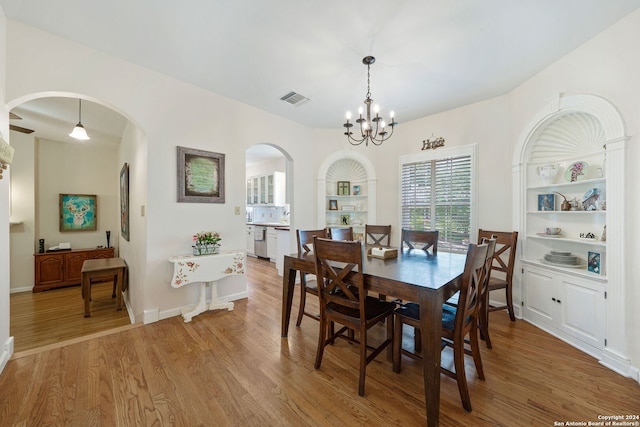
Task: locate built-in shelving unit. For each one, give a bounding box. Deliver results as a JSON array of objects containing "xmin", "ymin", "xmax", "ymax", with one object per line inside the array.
[
  {"xmin": 514, "ymin": 94, "xmax": 629, "ymax": 375},
  {"xmin": 317, "ymin": 151, "xmax": 377, "ymax": 241}
]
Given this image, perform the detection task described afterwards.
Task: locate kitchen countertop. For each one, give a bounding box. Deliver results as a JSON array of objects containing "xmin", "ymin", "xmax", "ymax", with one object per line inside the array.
[{"xmin": 247, "ymin": 222, "xmax": 290, "ymax": 230}]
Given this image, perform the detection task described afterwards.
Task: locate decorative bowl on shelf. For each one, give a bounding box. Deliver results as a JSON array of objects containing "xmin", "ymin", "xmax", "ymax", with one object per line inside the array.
[
  {"xmin": 537, "ymin": 163, "xmax": 559, "ymax": 183},
  {"xmin": 545, "ymin": 227, "xmax": 561, "ymax": 235}
]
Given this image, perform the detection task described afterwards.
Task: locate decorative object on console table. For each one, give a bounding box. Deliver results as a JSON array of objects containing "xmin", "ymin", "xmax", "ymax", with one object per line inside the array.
[
  {"xmin": 537, "ymin": 194, "xmax": 555, "ymax": 211},
  {"xmin": 177, "ymin": 146, "xmax": 225, "ymax": 203},
  {"xmin": 337, "ymin": 181, "xmax": 350, "ymax": 196},
  {"xmin": 38, "ymin": 239, "xmax": 45, "ymax": 254},
  {"xmin": 120, "ymin": 162, "xmax": 130, "ymax": 241},
  {"xmin": 192, "ymin": 231, "xmax": 222, "ymax": 256},
  {"xmin": 59, "ymin": 194, "xmax": 97, "ymax": 231},
  {"xmin": 106, "ymin": 230, "xmax": 111, "ymax": 248},
  {"xmin": 587, "ymin": 251, "xmax": 601, "ymax": 274}
]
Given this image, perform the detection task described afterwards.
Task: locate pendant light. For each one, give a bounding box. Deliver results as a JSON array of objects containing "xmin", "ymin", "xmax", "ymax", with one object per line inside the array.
[{"xmin": 69, "ymin": 99, "xmax": 90, "ymax": 140}]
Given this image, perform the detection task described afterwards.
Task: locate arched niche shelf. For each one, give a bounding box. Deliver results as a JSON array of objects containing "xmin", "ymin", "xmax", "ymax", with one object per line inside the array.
[
  {"xmin": 317, "ymin": 150, "xmax": 377, "ymax": 237},
  {"xmin": 512, "ymin": 93, "xmax": 630, "ymax": 378}
]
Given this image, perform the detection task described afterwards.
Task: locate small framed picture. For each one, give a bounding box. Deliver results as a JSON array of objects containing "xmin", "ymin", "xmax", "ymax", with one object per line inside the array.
[
  {"xmin": 328, "ymin": 199, "xmax": 338, "ymax": 210},
  {"xmin": 342, "ymin": 205, "xmax": 355, "ymax": 211},
  {"xmin": 538, "ymin": 194, "xmax": 555, "ymax": 211},
  {"xmin": 588, "ymin": 251, "xmax": 601, "ymax": 274},
  {"xmin": 352, "ymin": 185, "xmax": 361, "ymax": 196},
  {"xmin": 337, "ymin": 181, "xmax": 350, "ymax": 196},
  {"xmin": 340, "ymin": 214, "xmax": 350, "ymax": 225}
]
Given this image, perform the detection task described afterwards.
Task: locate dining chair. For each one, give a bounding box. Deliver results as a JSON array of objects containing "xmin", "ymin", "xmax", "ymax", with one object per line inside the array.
[
  {"xmin": 401, "ymin": 229, "xmax": 438, "ymax": 255},
  {"xmin": 478, "ymin": 229, "xmax": 518, "ymax": 322},
  {"xmin": 393, "ymin": 242, "xmax": 489, "ymax": 412},
  {"xmin": 327, "ymin": 226, "xmax": 354, "ymax": 241},
  {"xmin": 313, "ymin": 236, "xmax": 396, "ymax": 396},
  {"xmin": 444, "ymin": 236, "xmax": 497, "ymax": 349},
  {"xmin": 365, "ymin": 224, "xmax": 391, "ymax": 246},
  {"xmin": 295, "ymin": 229, "xmax": 328, "ymax": 326}
]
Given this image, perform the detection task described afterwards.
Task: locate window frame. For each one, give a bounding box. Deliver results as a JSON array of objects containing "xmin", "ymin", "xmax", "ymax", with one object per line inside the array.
[{"xmin": 398, "ymin": 144, "xmax": 478, "ymax": 253}]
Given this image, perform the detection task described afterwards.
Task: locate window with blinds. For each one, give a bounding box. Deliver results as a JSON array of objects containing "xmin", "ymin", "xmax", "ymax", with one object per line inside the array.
[{"xmin": 401, "ymin": 154, "xmax": 472, "ymax": 253}]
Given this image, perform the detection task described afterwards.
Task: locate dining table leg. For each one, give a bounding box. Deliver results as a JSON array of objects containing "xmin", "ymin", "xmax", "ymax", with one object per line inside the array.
[
  {"xmin": 419, "ymin": 289, "xmax": 444, "ymax": 427},
  {"xmin": 281, "ymin": 257, "xmax": 297, "ymax": 338}
]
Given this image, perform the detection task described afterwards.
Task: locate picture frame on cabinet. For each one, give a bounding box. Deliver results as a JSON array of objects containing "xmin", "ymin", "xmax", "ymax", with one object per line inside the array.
[
  {"xmin": 337, "ymin": 181, "xmax": 350, "ymax": 196},
  {"xmin": 587, "ymin": 251, "xmax": 601, "ymax": 274},
  {"xmin": 59, "ymin": 193, "xmax": 97, "ymax": 232},
  {"xmin": 328, "ymin": 199, "xmax": 338, "ymax": 210},
  {"xmin": 177, "ymin": 146, "xmax": 225, "ymax": 203},
  {"xmin": 538, "ymin": 193, "xmax": 555, "ymax": 211},
  {"xmin": 352, "ymin": 185, "xmax": 361, "ymax": 195}
]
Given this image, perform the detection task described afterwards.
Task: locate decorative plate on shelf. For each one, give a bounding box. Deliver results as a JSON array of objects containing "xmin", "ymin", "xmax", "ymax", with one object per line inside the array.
[
  {"xmin": 581, "ymin": 188, "xmax": 601, "ymax": 211},
  {"xmin": 564, "ymin": 161, "xmax": 589, "ymax": 182}
]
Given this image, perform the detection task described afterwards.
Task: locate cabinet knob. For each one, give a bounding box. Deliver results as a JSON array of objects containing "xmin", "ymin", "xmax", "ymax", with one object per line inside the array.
[{"xmin": 551, "ymin": 297, "xmax": 556, "ymax": 302}]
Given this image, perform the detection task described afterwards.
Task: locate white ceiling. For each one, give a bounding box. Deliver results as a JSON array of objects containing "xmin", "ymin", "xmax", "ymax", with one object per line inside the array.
[{"xmin": 3, "ymin": 0, "xmax": 640, "ymax": 151}]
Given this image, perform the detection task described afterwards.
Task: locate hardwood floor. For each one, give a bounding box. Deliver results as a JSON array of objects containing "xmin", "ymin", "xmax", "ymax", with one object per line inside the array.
[
  {"xmin": 10, "ymin": 280, "xmax": 132, "ymax": 353},
  {"xmin": 2, "ymin": 256, "xmax": 638, "ymax": 426}
]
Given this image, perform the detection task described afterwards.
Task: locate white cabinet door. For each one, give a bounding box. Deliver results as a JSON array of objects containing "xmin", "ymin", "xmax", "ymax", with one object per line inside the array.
[
  {"xmin": 523, "ymin": 263, "xmax": 605, "ymax": 353},
  {"xmin": 246, "ymin": 226, "xmax": 255, "ymax": 255},
  {"xmin": 267, "ymin": 227, "xmax": 277, "ymax": 262},
  {"xmin": 559, "ymin": 276, "xmax": 605, "ymax": 349}
]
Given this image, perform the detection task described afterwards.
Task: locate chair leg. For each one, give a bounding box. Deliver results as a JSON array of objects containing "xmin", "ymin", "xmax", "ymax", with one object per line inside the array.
[
  {"xmin": 386, "ymin": 314, "xmax": 394, "ymax": 362},
  {"xmin": 469, "ymin": 324, "xmax": 485, "ymax": 381},
  {"xmin": 358, "ymin": 325, "xmax": 367, "ymax": 396},
  {"xmin": 393, "ymin": 317, "xmax": 403, "ymax": 373},
  {"xmin": 296, "ymin": 281, "xmax": 307, "ymax": 327},
  {"xmin": 506, "ymin": 283, "xmax": 516, "ymax": 321},
  {"xmin": 479, "ymin": 292, "xmax": 492, "ymax": 349},
  {"xmin": 452, "ymin": 335, "xmax": 472, "ymax": 412},
  {"xmin": 314, "ymin": 317, "xmax": 327, "ymax": 369}
]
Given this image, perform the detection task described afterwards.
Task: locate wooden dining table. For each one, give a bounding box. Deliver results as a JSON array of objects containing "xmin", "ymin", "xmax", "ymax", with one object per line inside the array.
[{"xmin": 281, "ymin": 246, "xmax": 468, "ymax": 427}]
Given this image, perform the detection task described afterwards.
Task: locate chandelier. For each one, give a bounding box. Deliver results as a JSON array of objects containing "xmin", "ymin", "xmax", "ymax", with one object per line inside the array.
[{"xmin": 343, "ymin": 56, "xmax": 397, "ymax": 146}]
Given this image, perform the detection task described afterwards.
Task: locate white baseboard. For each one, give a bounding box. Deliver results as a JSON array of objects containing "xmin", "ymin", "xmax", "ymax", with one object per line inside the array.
[
  {"xmin": 600, "ymin": 347, "xmax": 633, "ymax": 379},
  {"xmin": 157, "ymin": 291, "xmax": 250, "ymax": 322},
  {"xmin": 142, "ymin": 308, "xmax": 159, "ymax": 324},
  {"xmin": 9, "ymin": 286, "xmax": 32, "ymax": 294},
  {"xmin": 0, "ymin": 336, "xmax": 15, "ymax": 374}
]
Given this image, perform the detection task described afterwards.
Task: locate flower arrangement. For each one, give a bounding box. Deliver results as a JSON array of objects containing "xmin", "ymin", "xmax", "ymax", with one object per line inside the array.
[{"xmin": 192, "ymin": 231, "xmax": 221, "ymax": 255}]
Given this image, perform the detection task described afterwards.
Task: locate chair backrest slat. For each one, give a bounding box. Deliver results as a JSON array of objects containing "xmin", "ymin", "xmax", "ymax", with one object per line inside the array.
[
  {"xmin": 477, "ymin": 229, "xmax": 518, "ymax": 281},
  {"xmin": 297, "ymin": 229, "xmax": 328, "ymax": 256},
  {"xmin": 328, "ymin": 227, "xmax": 354, "ymax": 241},
  {"xmin": 365, "ymin": 224, "xmax": 391, "ymax": 246},
  {"xmin": 401, "ymin": 229, "xmax": 439, "ymax": 255},
  {"xmin": 455, "ymin": 242, "xmax": 489, "ymax": 334}
]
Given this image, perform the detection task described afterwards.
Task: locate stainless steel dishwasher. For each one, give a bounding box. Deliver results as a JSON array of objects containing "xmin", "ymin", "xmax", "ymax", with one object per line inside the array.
[{"xmin": 254, "ymin": 226, "xmax": 268, "ymax": 258}]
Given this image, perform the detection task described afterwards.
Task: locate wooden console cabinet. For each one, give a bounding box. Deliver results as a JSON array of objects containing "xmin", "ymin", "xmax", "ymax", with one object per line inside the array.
[{"xmin": 34, "ymin": 247, "xmax": 115, "ymax": 292}]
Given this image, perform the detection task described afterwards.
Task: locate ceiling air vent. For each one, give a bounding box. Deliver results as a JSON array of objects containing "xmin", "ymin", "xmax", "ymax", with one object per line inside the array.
[{"xmin": 280, "ymin": 91, "xmax": 309, "ymax": 106}]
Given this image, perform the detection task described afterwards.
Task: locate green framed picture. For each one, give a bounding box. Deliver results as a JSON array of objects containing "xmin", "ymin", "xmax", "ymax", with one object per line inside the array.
[
  {"xmin": 337, "ymin": 181, "xmax": 350, "ymax": 196},
  {"xmin": 59, "ymin": 193, "xmax": 97, "ymax": 232}
]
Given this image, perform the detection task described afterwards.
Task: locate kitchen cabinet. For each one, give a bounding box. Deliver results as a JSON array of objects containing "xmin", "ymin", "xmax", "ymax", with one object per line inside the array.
[
  {"xmin": 33, "ymin": 247, "xmax": 115, "ymax": 292},
  {"xmin": 246, "ymin": 225, "xmax": 255, "ymax": 256},
  {"xmin": 246, "ymin": 172, "xmax": 285, "ymax": 206},
  {"xmin": 523, "ymin": 264, "xmax": 605, "ymax": 356}
]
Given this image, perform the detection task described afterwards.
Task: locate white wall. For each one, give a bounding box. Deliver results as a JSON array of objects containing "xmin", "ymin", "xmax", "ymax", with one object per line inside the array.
[
  {"xmin": 0, "ymin": 6, "xmax": 13, "ymax": 372},
  {"xmin": 36, "ymin": 138, "xmax": 119, "ymax": 252},
  {"xmin": 8, "ymin": 131, "xmax": 35, "ymax": 291}
]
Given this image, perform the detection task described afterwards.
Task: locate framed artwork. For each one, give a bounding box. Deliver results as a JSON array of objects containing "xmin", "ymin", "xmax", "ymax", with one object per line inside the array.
[
  {"xmin": 337, "ymin": 181, "xmax": 350, "ymax": 196},
  {"xmin": 340, "ymin": 214, "xmax": 350, "ymax": 225},
  {"xmin": 328, "ymin": 199, "xmax": 338, "ymax": 210},
  {"xmin": 177, "ymin": 146, "xmax": 225, "ymax": 203},
  {"xmin": 120, "ymin": 162, "xmax": 130, "ymax": 241},
  {"xmin": 588, "ymin": 251, "xmax": 601, "ymax": 274},
  {"xmin": 59, "ymin": 194, "xmax": 97, "ymax": 232},
  {"xmin": 352, "ymin": 185, "xmax": 361, "ymax": 196},
  {"xmin": 537, "ymin": 194, "xmax": 555, "ymax": 211},
  {"xmin": 342, "ymin": 205, "xmax": 355, "ymax": 211}
]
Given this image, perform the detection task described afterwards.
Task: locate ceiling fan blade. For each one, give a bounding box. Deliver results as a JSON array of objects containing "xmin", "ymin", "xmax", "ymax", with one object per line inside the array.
[
  {"xmin": 10, "ymin": 124, "xmax": 35, "ymax": 134},
  {"xmin": 9, "ymin": 112, "xmax": 22, "ymax": 120}
]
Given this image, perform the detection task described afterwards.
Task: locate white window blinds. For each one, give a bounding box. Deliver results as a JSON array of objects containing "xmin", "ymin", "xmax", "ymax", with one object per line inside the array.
[{"xmin": 401, "ymin": 154, "xmax": 472, "ymax": 253}]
